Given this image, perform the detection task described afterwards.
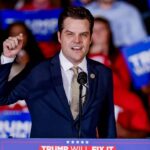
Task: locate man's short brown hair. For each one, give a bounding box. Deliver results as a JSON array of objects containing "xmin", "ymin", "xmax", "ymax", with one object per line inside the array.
[{"xmin": 58, "ymin": 6, "xmax": 94, "ymax": 35}]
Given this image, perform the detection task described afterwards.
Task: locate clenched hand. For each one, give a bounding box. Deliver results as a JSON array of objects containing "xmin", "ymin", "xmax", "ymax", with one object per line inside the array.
[{"xmin": 3, "ymin": 33, "xmax": 24, "ymax": 58}]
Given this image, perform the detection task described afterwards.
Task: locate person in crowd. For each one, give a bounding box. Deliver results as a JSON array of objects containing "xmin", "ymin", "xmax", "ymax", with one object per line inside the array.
[
  {"xmin": 120, "ymin": 0, "xmax": 149, "ymax": 13},
  {"xmin": 0, "ymin": 6, "xmax": 116, "ymax": 138},
  {"xmin": 3, "ymin": 22, "xmax": 44, "ymax": 80},
  {"xmin": 119, "ymin": 0, "xmax": 150, "ymax": 35},
  {"xmin": 0, "ymin": 22, "xmax": 44, "ymax": 114},
  {"xmin": 86, "ymin": 0, "xmax": 147, "ymax": 47},
  {"xmin": 15, "ymin": 0, "xmax": 62, "ymax": 59},
  {"xmin": 88, "ymin": 17, "xmax": 150, "ymax": 138}
]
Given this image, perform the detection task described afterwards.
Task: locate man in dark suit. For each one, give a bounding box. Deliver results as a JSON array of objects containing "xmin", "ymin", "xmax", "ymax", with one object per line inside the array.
[{"xmin": 0, "ymin": 6, "xmax": 116, "ymax": 138}]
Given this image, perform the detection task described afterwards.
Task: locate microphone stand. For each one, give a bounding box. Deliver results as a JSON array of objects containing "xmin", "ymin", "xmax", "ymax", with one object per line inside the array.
[
  {"xmin": 77, "ymin": 71, "xmax": 87, "ymax": 138},
  {"xmin": 78, "ymin": 84, "xmax": 83, "ymax": 138}
]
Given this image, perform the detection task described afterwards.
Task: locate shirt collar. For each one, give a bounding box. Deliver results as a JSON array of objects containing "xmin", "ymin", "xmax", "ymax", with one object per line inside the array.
[{"xmin": 59, "ymin": 51, "xmax": 87, "ymax": 72}]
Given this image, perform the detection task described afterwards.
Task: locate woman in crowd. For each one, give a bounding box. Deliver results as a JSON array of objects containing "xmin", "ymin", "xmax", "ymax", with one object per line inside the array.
[
  {"xmin": 4, "ymin": 21, "xmax": 44, "ymax": 80},
  {"xmin": 0, "ymin": 21, "xmax": 45, "ymax": 111},
  {"xmin": 88, "ymin": 17, "xmax": 150, "ymax": 138}
]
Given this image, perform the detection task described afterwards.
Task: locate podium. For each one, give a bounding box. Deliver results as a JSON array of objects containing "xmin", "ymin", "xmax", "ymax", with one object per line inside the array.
[{"xmin": 0, "ymin": 139, "xmax": 150, "ymax": 150}]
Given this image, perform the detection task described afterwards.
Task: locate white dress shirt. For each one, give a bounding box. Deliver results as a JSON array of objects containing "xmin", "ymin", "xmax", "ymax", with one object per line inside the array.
[
  {"xmin": 1, "ymin": 54, "xmax": 15, "ymax": 64},
  {"xmin": 59, "ymin": 51, "xmax": 88, "ymax": 103}
]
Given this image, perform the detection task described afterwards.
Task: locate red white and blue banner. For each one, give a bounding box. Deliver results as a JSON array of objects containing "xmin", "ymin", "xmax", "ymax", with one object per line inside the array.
[
  {"xmin": 121, "ymin": 37, "xmax": 150, "ymax": 89},
  {"xmin": 0, "ymin": 101, "xmax": 31, "ymax": 138},
  {"xmin": 0, "ymin": 139, "xmax": 150, "ymax": 150},
  {"xmin": 0, "ymin": 111, "xmax": 31, "ymax": 138},
  {"xmin": 0, "ymin": 9, "xmax": 62, "ymax": 41}
]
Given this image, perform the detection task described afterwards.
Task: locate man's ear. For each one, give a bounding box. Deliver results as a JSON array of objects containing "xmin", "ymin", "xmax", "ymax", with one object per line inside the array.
[{"xmin": 57, "ymin": 31, "xmax": 61, "ymax": 43}]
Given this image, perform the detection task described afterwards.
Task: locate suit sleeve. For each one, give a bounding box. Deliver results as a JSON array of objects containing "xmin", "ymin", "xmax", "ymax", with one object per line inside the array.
[
  {"xmin": 0, "ymin": 63, "xmax": 31, "ymax": 105},
  {"xmin": 98, "ymin": 68, "xmax": 117, "ymax": 138}
]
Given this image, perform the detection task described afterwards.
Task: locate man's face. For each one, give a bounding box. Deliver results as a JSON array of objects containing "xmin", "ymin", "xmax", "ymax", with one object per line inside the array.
[{"xmin": 58, "ymin": 17, "xmax": 92, "ymax": 65}]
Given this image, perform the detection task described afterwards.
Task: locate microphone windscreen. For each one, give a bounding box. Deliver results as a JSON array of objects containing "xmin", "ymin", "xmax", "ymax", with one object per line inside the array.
[{"xmin": 77, "ymin": 72, "xmax": 87, "ymax": 85}]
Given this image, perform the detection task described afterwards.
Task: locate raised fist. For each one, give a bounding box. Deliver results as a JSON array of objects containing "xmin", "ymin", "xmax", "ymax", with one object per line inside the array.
[{"xmin": 3, "ymin": 33, "xmax": 24, "ymax": 58}]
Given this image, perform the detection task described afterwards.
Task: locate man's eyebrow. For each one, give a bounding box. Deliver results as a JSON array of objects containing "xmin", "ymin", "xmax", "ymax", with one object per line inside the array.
[
  {"xmin": 64, "ymin": 30, "xmax": 90, "ymax": 34},
  {"xmin": 81, "ymin": 31, "xmax": 90, "ymax": 34},
  {"xmin": 65, "ymin": 30, "xmax": 73, "ymax": 33}
]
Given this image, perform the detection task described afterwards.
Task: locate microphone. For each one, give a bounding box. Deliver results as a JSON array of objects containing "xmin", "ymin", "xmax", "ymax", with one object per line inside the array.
[
  {"xmin": 77, "ymin": 72, "xmax": 87, "ymax": 85},
  {"xmin": 77, "ymin": 71, "xmax": 87, "ymax": 138}
]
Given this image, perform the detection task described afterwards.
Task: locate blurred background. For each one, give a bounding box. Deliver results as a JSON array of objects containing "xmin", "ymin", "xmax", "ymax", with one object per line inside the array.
[{"xmin": 0, "ymin": 0, "xmax": 150, "ymax": 138}]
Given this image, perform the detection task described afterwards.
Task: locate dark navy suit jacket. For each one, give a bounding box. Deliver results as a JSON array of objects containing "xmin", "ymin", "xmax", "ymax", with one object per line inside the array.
[{"xmin": 0, "ymin": 54, "xmax": 116, "ymax": 138}]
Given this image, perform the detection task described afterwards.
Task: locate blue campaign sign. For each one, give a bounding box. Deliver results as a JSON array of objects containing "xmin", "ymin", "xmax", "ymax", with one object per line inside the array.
[
  {"xmin": 121, "ymin": 37, "xmax": 150, "ymax": 89},
  {"xmin": 0, "ymin": 111, "xmax": 31, "ymax": 138},
  {"xmin": 0, "ymin": 9, "xmax": 62, "ymax": 41}
]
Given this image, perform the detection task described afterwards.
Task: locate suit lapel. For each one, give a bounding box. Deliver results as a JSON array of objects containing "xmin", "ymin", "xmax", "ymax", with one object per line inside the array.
[
  {"xmin": 83, "ymin": 58, "xmax": 98, "ymax": 114},
  {"xmin": 50, "ymin": 54, "xmax": 73, "ymax": 119}
]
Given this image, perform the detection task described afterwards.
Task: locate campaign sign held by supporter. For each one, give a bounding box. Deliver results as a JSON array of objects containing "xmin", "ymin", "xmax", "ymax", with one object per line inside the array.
[
  {"xmin": 0, "ymin": 9, "xmax": 62, "ymax": 41},
  {"xmin": 0, "ymin": 110, "xmax": 31, "ymax": 138},
  {"xmin": 122, "ymin": 37, "xmax": 150, "ymax": 89}
]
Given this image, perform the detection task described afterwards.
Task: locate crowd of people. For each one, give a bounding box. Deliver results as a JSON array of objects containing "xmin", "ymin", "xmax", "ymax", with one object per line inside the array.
[{"xmin": 0, "ymin": 0, "xmax": 150, "ymax": 138}]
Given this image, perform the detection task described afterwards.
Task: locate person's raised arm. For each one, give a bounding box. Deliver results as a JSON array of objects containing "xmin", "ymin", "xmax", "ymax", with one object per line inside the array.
[{"xmin": 0, "ymin": 33, "xmax": 30, "ymax": 105}]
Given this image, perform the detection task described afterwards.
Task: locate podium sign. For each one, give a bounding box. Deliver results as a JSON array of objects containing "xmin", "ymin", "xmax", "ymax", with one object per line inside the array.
[{"xmin": 0, "ymin": 139, "xmax": 150, "ymax": 150}]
